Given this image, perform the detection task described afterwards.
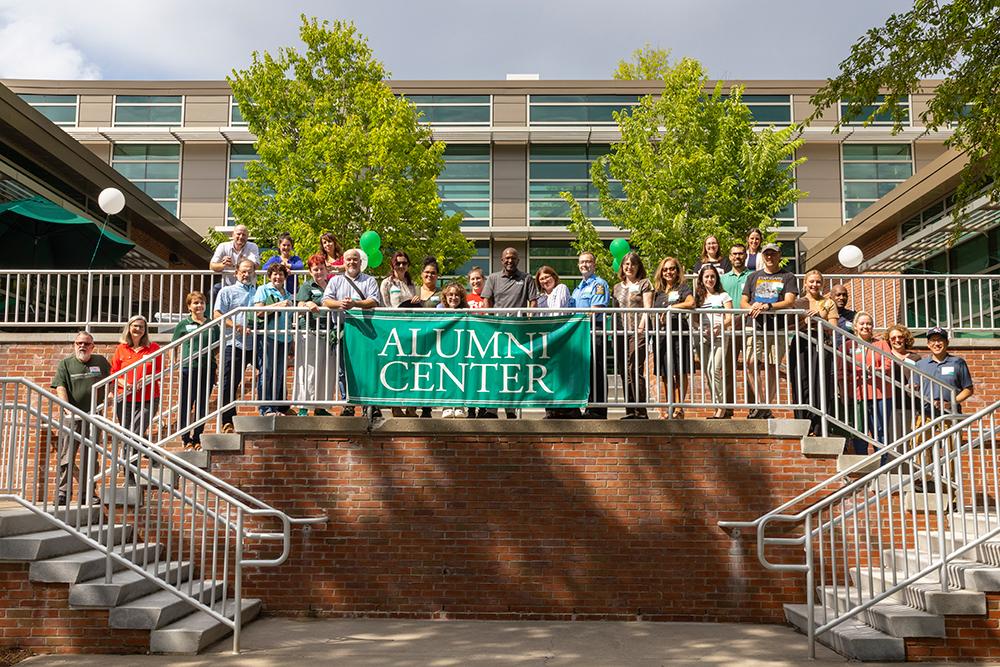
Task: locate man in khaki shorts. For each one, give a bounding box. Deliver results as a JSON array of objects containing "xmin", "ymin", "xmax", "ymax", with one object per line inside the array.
[{"xmin": 740, "ymin": 243, "xmax": 798, "ymax": 418}]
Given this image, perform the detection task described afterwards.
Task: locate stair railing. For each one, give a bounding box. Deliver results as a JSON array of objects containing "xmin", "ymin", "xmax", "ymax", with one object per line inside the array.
[
  {"xmin": 0, "ymin": 377, "xmax": 325, "ymax": 653},
  {"xmin": 721, "ymin": 398, "xmax": 1000, "ymax": 658}
]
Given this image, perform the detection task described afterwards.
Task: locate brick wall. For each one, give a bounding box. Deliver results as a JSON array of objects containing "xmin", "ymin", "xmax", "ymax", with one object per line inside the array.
[
  {"xmin": 0, "ymin": 563, "xmax": 148, "ymax": 654},
  {"xmin": 906, "ymin": 595, "xmax": 1000, "ymax": 662},
  {"xmin": 209, "ymin": 428, "xmax": 837, "ymax": 623}
]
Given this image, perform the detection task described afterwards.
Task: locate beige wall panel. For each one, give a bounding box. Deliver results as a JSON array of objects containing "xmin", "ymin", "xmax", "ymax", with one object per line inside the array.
[
  {"xmin": 793, "ymin": 94, "xmax": 836, "ymax": 126},
  {"xmin": 78, "ymin": 95, "xmax": 112, "ymax": 126},
  {"xmin": 493, "ymin": 95, "xmax": 526, "ymax": 126},
  {"xmin": 915, "ymin": 141, "xmax": 948, "ymax": 172},
  {"xmin": 81, "ymin": 142, "xmax": 110, "ymax": 162},
  {"xmin": 492, "ymin": 145, "xmax": 526, "ymax": 226},
  {"xmin": 795, "ymin": 143, "xmax": 844, "ymax": 247},
  {"xmin": 179, "ymin": 144, "xmax": 227, "ymax": 231},
  {"xmin": 184, "ymin": 95, "xmax": 230, "ymax": 126},
  {"xmin": 911, "ymin": 94, "xmax": 933, "ymax": 124}
]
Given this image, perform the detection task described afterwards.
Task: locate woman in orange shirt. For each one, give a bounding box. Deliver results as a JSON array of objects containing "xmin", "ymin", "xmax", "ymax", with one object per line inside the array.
[{"xmin": 110, "ymin": 315, "xmax": 162, "ymax": 439}]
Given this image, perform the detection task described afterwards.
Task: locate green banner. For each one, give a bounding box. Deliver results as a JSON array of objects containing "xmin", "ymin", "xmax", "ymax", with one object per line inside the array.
[{"xmin": 343, "ymin": 311, "xmax": 591, "ymax": 408}]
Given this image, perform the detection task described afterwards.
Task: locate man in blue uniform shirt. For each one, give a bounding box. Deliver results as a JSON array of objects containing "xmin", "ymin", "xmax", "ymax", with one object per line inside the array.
[
  {"xmin": 915, "ymin": 326, "xmax": 974, "ymax": 416},
  {"xmin": 571, "ymin": 252, "xmax": 609, "ymax": 419}
]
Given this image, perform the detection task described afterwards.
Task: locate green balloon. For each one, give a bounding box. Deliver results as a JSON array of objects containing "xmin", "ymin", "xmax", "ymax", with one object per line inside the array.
[
  {"xmin": 360, "ymin": 230, "xmax": 381, "ymax": 253},
  {"xmin": 609, "ymin": 238, "xmax": 630, "ymax": 259},
  {"xmin": 368, "ymin": 248, "xmax": 384, "ymax": 269},
  {"xmin": 612, "ymin": 257, "xmax": 622, "ymax": 273}
]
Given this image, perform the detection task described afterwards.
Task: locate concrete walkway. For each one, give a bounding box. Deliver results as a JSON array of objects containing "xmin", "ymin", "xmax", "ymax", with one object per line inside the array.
[{"xmin": 20, "ymin": 618, "xmax": 997, "ymax": 666}]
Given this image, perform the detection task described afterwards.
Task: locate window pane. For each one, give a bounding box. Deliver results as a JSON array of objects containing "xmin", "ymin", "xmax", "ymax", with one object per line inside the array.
[
  {"xmin": 407, "ymin": 95, "xmax": 490, "ymax": 104},
  {"xmin": 876, "ymin": 163, "xmax": 913, "ymax": 180},
  {"xmin": 443, "ymin": 145, "xmax": 490, "ymax": 160},
  {"xmin": 417, "ymin": 106, "xmax": 490, "ymax": 124},
  {"xmin": 230, "ymin": 144, "xmax": 258, "ymax": 158},
  {"xmin": 746, "ymin": 105, "xmax": 791, "ymax": 124},
  {"xmin": 530, "ymin": 182, "xmax": 589, "ymax": 198},
  {"xmin": 876, "ymin": 144, "xmax": 911, "ymax": 159},
  {"xmin": 438, "ymin": 182, "xmax": 489, "ymax": 199},
  {"xmin": 137, "ymin": 182, "xmax": 179, "ymax": 199},
  {"xmin": 877, "ymin": 182, "xmax": 899, "ymax": 198},
  {"xmin": 440, "ymin": 162, "xmax": 490, "ymax": 180},
  {"xmin": 845, "ymin": 201, "xmax": 872, "ymax": 219},
  {"xmin": 115, "ymin": 106, "xmax": 182, "ymax": 124},
  {"xmin": 113, "ymin": 144, "xmax": 180, "ymax": 159},
  {"xmin": 530, "ymin": 105, "xmax": 626, "ymax": 124},
  {"xmin": 843, "ymin": 163, "xmax": 878, "ymax": 179},
  {"xmin": 441, "ymin": 201, "xmax": 490, "ymax": 218},
  {"xmin": 530, "ymin": 162, "xmax": 591, "ymax": 180},
  {"xmin": 844, "ymin": 182, "xmax": 879, "ymax": 200},
  {"xmin": 19, "ymin": 94, "xmax": 75, "ymax": 104},
  {"xmin": 117, "ymin": 95, "xmax": 181, "ymax": 104},
  {"xmin": 531, "ymin": 95, "xmax": 639, "ymax": 104},
  {"xmin": 529, "ymin": 201, "xmax": 572, "ymax": 218},
  {"xmin": 33, "ymin": 106, "xmax": 76, "ymax": 124}
]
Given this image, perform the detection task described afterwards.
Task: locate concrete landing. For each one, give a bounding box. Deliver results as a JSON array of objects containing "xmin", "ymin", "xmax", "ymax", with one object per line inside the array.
[{"xmin": 17, "ymin": 617, "xmax": 979, "ymax": 666}]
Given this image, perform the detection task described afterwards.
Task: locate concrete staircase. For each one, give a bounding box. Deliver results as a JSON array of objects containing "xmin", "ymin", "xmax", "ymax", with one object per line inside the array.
[
  {"xmin": 0, "ymin": 502, "xmax": 260, "ymax": 654},
  {"xmin": 783, "ymin": 503, "xmax": 1000, "ymax": 661}
]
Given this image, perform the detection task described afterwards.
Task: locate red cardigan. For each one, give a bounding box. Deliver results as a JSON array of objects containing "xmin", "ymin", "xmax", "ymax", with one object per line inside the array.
[{"xmin": 110, "ymin": 342, "xmax": 162, "ymax": 401}]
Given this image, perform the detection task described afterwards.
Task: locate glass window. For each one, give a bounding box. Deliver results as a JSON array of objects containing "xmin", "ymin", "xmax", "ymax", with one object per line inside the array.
[
  {"xmin": 406, "ymin": 95, "xmax": 490, "ymax": 126},
  {"xmin": 230, "ymin": 98, "xmax": 246, "ymax": 126},
  {"xmin": 18, "ymin": 94, "xmax": 78, "ymax": 126},
  {"xmin": 773, "ymin": 157, "xmax": 797, "ymax": 226},
  {"xmin": 438, "ymin": 145, "xmax": 490, "ymax": 227},
  {"xmin": 528, "ymin": 240, "xmax": 585, "ymax": 291},
  {"xmin": 445, "ymin": 240, "xmax": 492, "ymax": 280},
  {"xmin": 528, "ymin": 144, "xmax": 621, "ymax": 228},
  {"xmin": 721, "ymin": 94, "xmax": 792, "ymax": 125},
  {"xmin": 225, "ymin": 143, "xmax": 259, "ymax": 226},
  {"xmin": 113, "ymin": 95, "xmax": 183, "ymax": 126},
  {"xmin": 841, "ymin": 143, "xmax": 912, "ymax": 221},
  {"xmin": 840, "ymin": 94, "xmax": 910, "ymax": 126},
  {"xmin": 111, "ymin": 144, "xmax": 181, "ymax": 215},
  {"xmin": 529, "ymin": 95, "xmax": 640, "ymax": 126}
]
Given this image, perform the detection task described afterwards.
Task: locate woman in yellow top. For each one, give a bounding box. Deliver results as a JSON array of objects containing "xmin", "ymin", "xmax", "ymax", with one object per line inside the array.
[{"xmin": 789, "ymin": 270, "xmax": 840, "ymax": 436}]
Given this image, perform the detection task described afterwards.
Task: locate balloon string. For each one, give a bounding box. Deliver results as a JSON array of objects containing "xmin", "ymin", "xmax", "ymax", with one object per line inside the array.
[{"xmin": 89, "ymin": 213, "xmax": 110, "ymax": 269}]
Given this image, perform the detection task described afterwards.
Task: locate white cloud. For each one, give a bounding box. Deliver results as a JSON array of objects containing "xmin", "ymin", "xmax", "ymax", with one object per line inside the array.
[{"xmin": 0, "ymin": 16, "xmax": 100, "ymax": 79}]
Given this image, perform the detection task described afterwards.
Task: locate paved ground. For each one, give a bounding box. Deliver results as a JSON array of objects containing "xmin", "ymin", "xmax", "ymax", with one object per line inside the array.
[{"xmin": 19, "ymin": 617, "xmax": 998, "ymax": 666}]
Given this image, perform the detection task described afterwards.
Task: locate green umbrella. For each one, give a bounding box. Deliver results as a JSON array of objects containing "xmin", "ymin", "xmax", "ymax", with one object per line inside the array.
[{"xmin": 0, "ymin": 197, "xmax": 134, "ymax": 268}]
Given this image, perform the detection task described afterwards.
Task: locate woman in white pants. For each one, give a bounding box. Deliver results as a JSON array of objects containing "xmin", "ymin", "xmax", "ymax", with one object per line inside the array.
[
  {"xmin": 694, "ymin": 265, "xmax": 733, "ymax": 418},
  {"xmin": 293, "ymin": 255, "xmax": 338, "ymax": 416}
]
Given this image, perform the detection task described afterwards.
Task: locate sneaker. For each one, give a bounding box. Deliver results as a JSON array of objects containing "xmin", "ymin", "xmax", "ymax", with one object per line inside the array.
[
  {"xmin": 442, "ymin": 408, "xmax": 454, "ymax": 418},
  {"xmin": 222, "ymin": 423, "xmax": 235, "ymax": 434},
  {"xmin": 341, "ymin": 406, "xmax": 356, "ymax": 417},
  {"xmin": 451, "ymin": 409, "xmax": 464, "ymax": 419},
  {"xmin": 297, "ymin": 408, "xmax": 309, "ymax": 417},
  {"xmin": 314, "ymin": 408, "xmax": 332, "ymax": 416}
]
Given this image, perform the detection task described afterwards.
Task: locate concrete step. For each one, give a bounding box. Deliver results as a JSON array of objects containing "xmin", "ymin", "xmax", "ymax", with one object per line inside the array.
[
  {"xmin": 29, "ymin": 543, "xmax": 160, "ymax": 584},
  {"xmin": 784, "ymin": 603, "xmax": 904, "ymax": 661},
  {"xmin": 801, "ymin": 436, "xmax": 844, "ymax": 457},
  {"xmin": 859, "ymin": 568, "xmax": 986, "ymax": 615},
  {"xmin": 150, "ymin": 597, "xmax": 261, "ymax": 654},
  {"xmin": 173, "ymin": 450, "xmax": 210, "ymax": 470},
  {"xmin": 887, "ymin": 547, "xmax": 1000, "ymax": 592},
  {"xmin": 819, "ymin": 586, "xmax": 944, "ymax": 638},
  {"xmin": 0, "ymin": 523, "xmax": 130, "ymax": 561},
  {"xmin": 100, "ymin": 486, "xmax": 145, "ymax": 508},
  {"xmin": 68, "ymin": 559, "xmax": 193, "ymax": 608},
  {"xmin": 200, "ymin": 434, "xmax": 241, "ymax": 452},
  {"xmin": 837, "ymin": 454, "xmax": 881, "ymax": 474},
  {"xmin": 910, "ymin": 529, "xmax": 1000, "ymax": 580},
  {"xmin": 0, "ymin": 505, "xmax": 101, "ymax": 537},
  {"xmin": 110, "ymin": 578, "xmax": 226, "ymax": 630},
  {"xmin": 137, "ymin": 467, "xmax": 177, "ymax": 489}
]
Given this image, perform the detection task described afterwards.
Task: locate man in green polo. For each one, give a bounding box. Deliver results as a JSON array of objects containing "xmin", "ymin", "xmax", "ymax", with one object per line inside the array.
[{"xmin": 51, "ymin": 331, "xmax": 110, "ymax": 505}]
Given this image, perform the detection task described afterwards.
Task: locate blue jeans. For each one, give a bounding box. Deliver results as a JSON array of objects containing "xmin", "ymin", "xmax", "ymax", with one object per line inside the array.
[
  {"xmin": 179, "ymin": 364, "xmax": 216, "ymax": 444},
  {"xmin": 259, "ymin": 337, "xmax": 291, "ymax": 414},
  {"xmin": 221, "ymin": 342, "xmax": 260, "ymax": 426}
]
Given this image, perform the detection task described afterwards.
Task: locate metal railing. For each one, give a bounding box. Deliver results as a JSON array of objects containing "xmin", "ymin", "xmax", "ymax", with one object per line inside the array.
[
  {"xmin": 88, "ymin": 306, "xmax": 956, "ymax": 450},
  {"xmin": 1, "ymin": 269, "xmax": 997, "ymax": 334},
  {"xmin": 719, "ymin": 397, "xmax": 1000, "ymax": 658},
  {"xmin": 0, "ymin": 378, "xmax": 325, "ymax": 652}
]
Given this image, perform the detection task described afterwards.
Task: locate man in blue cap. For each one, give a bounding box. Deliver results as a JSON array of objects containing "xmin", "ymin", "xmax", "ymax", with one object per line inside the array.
[
  {"xmin": 571, "ymin": 251, "xmax": 609, "ymax": 419},
  {"xmin": 914, "ymin": 326, "xmax": 974, "ymax": 416}
]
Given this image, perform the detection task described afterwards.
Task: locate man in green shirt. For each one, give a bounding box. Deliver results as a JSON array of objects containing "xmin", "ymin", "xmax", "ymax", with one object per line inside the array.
[
  {"xmin": 50, "ymin": 331, "xmax": 110, "ymax": 505},
  {"xmin": 720, "ymin": 243, "xmax": 751, "ymax": 305}
]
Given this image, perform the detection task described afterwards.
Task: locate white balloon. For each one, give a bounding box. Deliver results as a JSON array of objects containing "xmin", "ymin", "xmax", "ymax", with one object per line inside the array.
[
  {"xmin": 98, "ymin": 187, "xmax": 125, "ymax": 215},
  {"xmin": 838, "ymin": 245, "xmax": 864, "ymax": 269},
  {"xmin": 357, "ymin": 249, "xmax": 369, "ymax": 273}
]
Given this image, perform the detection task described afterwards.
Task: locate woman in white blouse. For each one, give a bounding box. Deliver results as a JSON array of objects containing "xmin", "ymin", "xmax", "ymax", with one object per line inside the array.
[{"xmin": 694, "ymin": 264, "xmax": 733, "ymax": 418}]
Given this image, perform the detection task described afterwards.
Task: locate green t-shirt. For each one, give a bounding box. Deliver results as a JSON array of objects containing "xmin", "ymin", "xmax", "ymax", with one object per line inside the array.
[
  {"xmin": 51, "ymin": 355, "xmax": 111, "ymax": 410},
  {"xmin": 171, "ymin": 316, "xmax": 219, "ymax": 368}
]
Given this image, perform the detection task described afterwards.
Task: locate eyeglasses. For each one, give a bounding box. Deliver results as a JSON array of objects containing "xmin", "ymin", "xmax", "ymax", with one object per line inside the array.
[
  {"xmin": 888, "ymin": 335, "xmax": 906, "ymax": 341},
  {"xmin": 664, "ymin": 266, "xmax": 679, "ymax": 272},
  {"xmin": 395, "ymin": 261, "xmax": 409, "ymax": 266},
  {"xmin": 74, "ymin": 341, "xmax": 94, "ymax": 347}
]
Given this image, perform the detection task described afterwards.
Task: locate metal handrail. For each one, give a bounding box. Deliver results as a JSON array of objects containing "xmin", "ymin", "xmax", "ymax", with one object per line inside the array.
[
  {"xmin": 0, "ymin": 378, "xmax": 325, "ymax": 653},
  {"xmin": 2, "ymin": 269, "xmax": 998, "ymax": 333}
]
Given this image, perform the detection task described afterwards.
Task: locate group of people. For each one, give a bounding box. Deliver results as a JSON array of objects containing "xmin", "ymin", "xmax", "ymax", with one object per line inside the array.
[{"xmin": 49, "ymin": 228, "xmax": 977, "ymax": 503}]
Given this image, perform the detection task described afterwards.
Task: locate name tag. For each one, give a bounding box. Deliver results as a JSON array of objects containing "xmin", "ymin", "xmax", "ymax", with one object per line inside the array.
[
  {"xmin": 942, "ymin": 366, "xmax": 955, "ymax": 376},
  {"xmin": 88, "ymin": 366, "xmax": 102, "ymax": 375},
  {"xmin": 186, "ymin": 324, "xmax": 198, "ymax": 331},
  {"xmin": 667, "ymin": 290, "xmax": 679, "ymax": 302},
  {"xmin": 628, "ymin": 284, "xmax": 640, "ymax": 294}
]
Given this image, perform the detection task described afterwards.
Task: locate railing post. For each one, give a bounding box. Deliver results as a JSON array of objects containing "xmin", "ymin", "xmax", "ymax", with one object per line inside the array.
[
  {"xmin": 817, "ymin": 322, "xmax": 828, "ymax": 438},
  {"xmin": 805, "ymin": 513, "xmax": 815, "ymax": 660},
  {"xmin": 84, "ymin": 272, "xmax": 94, "ymax": 332},
  {"xmin": 233, "ymin": 509, "xmax": 243, "ymax": 654},
  {"xmin": 943, "ymin": 276, "xmax": 953, "ymax": 331},
  {"xmin": 932, "ymin": 439, "xmax": 949, "ymax": 592}
]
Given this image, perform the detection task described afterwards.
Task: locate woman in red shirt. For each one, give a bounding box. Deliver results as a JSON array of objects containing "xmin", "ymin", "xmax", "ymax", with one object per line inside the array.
[{"xmin": 110, "ymin": 315, "xmax": 162, "ymax": 439}]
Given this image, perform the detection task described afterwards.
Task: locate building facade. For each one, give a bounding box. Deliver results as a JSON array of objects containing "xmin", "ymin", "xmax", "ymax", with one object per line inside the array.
[{"xmin": 4, "ymin": 78, "xmax": 956, "ymax": 276}]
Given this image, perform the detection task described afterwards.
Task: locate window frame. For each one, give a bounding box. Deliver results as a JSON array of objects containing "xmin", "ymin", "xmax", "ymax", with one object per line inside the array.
[{"xmin": 112, "ymin": 94, "xmax": 184, "ymax": 127}]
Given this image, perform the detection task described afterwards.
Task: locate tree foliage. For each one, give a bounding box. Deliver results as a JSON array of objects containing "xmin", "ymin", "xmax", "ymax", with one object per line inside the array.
[
  {"xmin": 809, "ymin": 0, "xmax": 1000, "ymax": 211},
  {"xmin": 565, "ymin": 48, "xmax": 805, "ymax": 279},
  {"xmin": 226, "ymin": 16, "xmax": 472, "ymax": 273}
]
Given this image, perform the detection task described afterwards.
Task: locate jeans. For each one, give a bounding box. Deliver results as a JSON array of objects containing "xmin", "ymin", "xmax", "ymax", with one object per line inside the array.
[
  {"xmin": 178, "ymin": 364, "xmax": 216, "ymax": 444},
  {"xmin": 259, "ymin": 337, "xmax": 291, "ymax": 414},
  {"xmin": 221, "ymin": 342, "xmax": 260, "ymax": 426}
]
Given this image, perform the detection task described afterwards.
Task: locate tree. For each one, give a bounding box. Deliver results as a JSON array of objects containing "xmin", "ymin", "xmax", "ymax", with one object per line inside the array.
[
  {"xmin": 564, "ymin": 48, "xmax": 805, "ymax": 278},
  {"xmin": 227, "ymin": 16, "xmax": 472, "ymax": 273},
  {"xmin": 808, "ymin": 0, "xmax": 1000, "ymax": 212}
]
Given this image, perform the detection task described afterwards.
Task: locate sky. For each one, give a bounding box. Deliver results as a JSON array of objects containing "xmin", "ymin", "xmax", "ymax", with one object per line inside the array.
[{"xmin": 0, "ymin": 0, "xmax": 914, "ymax": 82}]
